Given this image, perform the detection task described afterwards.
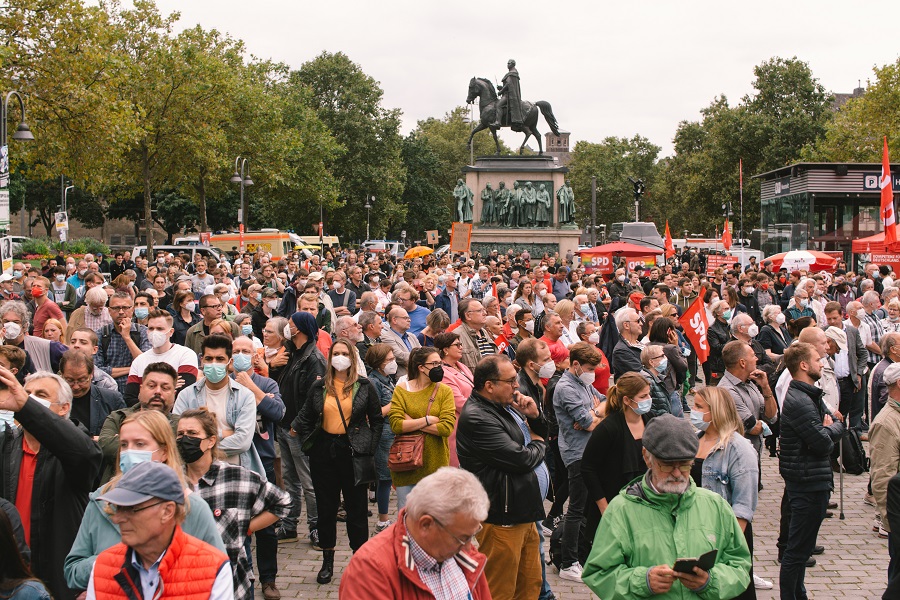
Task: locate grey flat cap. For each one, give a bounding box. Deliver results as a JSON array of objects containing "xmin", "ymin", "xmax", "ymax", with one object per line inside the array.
[{"xmin": 643, "ymin": 413, "xmax": 699, "ymax": 462}]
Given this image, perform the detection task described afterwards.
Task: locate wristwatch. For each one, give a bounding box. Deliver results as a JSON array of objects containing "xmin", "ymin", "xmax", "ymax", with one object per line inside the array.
[{"xmin": 592, "ymin": 407, "xmax": 602, "ymax": 418}]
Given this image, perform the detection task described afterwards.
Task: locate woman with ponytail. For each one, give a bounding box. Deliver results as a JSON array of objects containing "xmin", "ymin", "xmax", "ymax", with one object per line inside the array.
[{"xmin": 580, "ymin": 372, "xmax": 652, "ymax": 564}]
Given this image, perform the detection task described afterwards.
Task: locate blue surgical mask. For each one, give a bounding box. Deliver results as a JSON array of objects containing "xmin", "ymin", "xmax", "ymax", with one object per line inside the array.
[
  {"xmin": 691, "ymin": 410, "xmax": 710, "ymax": 432},
  {"xmin": 13, "ymin": 270, "xmax": 21, "ymax": 278},
  {"xmin": 241, "ymin": 324, "xmax": 254, "ymax": 336},
  {"xmin": 119, "ymin": 449, "xmax": 154, "ymax": 474},
  {"xmin": 203, "ymin": 364, "xmax": 228, "ymax": 384},
  {"xmin": 633, "ymin": 398, "xmax": 652, "ymax": 415},
  {"xmin": 233, "ymin": 353, "xmax": 252, "ymax": 372},
  {"xmin": 134, "ymin": 307, "xmax": 149, "ymax": 320},
  {"xmin": 655, "ymin": 357, "xmax": 668, "ymax": 375}
]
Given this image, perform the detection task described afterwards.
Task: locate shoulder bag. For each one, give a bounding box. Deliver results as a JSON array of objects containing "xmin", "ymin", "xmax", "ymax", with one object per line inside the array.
[
  {"xmin": 388, "ymin": 384, "xmax": 438, "ymax": 473},
  {"xmin": 335, "ymin": 382, "xmax": 376, "ymax": 486}
]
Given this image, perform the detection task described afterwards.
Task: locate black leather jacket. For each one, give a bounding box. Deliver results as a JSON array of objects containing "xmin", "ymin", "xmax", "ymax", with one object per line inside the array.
[
  {"xmin": 277, "ymin": 340, "xmax": 326, "ymax": 428},
  {"xmin": 456, "ymin": 391, "xmax": 546, "ymax": 525}
]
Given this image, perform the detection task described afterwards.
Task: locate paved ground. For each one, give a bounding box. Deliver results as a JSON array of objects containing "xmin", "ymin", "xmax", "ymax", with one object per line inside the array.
[{"xmin": 265, "ymin": 446, "xmax": 889, "ymax": 599}]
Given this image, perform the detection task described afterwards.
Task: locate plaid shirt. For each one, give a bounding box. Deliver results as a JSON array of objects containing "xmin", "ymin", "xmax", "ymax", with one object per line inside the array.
[
  {"xmin": 865, "ymin": 312, "xmax": 885, "ymax": 364},
  {"xmin": 404, "ymin": 526, "xmax": 472, "ymax": 600},
  {"xmin": 84, "ymin": 307, "xmax": 114, "ymax": 332},
  {"xmin": 95, "ymin": 323, "xmax": 151, "ymax": 393},
  {"xmin": 194, "ymin": 461, "xmax": 291, "ymax": 600}
]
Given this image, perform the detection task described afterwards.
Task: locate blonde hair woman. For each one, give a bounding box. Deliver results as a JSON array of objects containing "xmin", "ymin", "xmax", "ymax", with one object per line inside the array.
[
  {"xmin": 691, "ymin": 386, "xmax": 763, "ymax": 596},
  {"xmin": 63, "ymin": 410, "xmax": 224, "ymax": 591},
  {"xmin": 554, "ymin": 299, "xmax": 579, "ymax": 346},
  {"xmin": 41, "ymin": 318, "xmax": 65, "ymax": 343}
]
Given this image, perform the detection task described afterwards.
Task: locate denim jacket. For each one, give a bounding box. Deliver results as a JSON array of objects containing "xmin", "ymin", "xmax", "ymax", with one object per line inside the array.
[{"xmin": 700, "ymin": 431, "xmax": 759, "ymax": 522}]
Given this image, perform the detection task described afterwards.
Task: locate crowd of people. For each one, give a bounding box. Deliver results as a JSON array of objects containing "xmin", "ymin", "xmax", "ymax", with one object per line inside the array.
[{"xmin": 0, "ymin": 243, "xmax": 894, "ymax": 599}]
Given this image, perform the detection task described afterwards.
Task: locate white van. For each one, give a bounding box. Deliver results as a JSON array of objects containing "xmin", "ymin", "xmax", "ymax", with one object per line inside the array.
[{"xmin": 361, "ymin": 240, "xmax": 407, "ymax": 257}]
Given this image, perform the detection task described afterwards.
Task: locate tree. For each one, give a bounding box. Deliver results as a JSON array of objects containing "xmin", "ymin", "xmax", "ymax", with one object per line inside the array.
[
  {"xmin": 399, "ymin": 133, "xmax": 448, "ymax": 241},
  {"xmin": 807, "ymin": 58, "xmax": 900, "ymax": 162},
  {"xmin": 567, "ymin": 136, "xmax": 661, "ymax": 229},
  {"xmin": 290, "ymin": 51, "xmax": 406, "ymax": 241},
  {"xmin": 155, "ymin": 192, "xmax": 199, "ymax": 243},
  {"xmin": 651, "ymin": 57, "xmax": 833, "ymax": 235}
]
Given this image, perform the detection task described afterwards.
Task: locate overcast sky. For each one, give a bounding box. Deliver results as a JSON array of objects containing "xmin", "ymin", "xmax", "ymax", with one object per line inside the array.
[{"xmin": 154, "ymin": 0, "xmax": 900, "ymax": 158}]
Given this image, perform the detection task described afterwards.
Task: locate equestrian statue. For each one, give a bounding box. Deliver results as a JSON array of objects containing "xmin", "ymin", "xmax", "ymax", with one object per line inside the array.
[{"xmin": 466, "ymin": 59, "xmax": 561, "ymax": 155}]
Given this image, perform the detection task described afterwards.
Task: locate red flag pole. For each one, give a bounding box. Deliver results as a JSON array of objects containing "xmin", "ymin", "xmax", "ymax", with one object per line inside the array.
[{"xmin": 882, "ymin": 136, "xmax": 897, "ymax": 246}]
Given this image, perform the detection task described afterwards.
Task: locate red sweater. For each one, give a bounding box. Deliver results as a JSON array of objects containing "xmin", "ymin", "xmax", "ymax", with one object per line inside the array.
[{"xmin": 339, "ymin": 509, "xmax": 492, "ymax": 600}]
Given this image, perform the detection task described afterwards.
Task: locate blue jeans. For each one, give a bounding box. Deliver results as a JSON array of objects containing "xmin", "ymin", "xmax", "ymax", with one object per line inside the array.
[
  {"xmin": 277, "ymin": 425, "xmax": 317, "ymax": 532},
  {"xmin": 537, "ymin": 522, "xmax": 554, "ymax": 600},
  {"xmin": 396, "ymin": 485, "xmax": 415, "ymax": 509},
  {"xmin": 780, "ymin": 488, "xmax": 829, "ymax": 600},
  {"xmin": 669, "ymin": 390, "xmax": 684, "ymax": 417}
]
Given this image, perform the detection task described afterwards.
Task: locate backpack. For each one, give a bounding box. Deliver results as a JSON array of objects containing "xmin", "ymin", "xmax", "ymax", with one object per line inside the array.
[
  {"xmin": 831, "ymin": 427, "xmax": 869, "ymax": 476},
  {"xmin": 99, "ymin": 324, "xmax": 142, "ymax": 356},
  {"xmin": 548, "ymin": 524, "xmax": 564, "ymax": 571}
]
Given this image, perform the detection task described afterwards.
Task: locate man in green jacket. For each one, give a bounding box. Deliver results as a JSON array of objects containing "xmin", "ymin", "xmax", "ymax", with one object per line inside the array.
[{"xmin": 582, "ymin": 414, "xmax": 752, "ymax": 599}]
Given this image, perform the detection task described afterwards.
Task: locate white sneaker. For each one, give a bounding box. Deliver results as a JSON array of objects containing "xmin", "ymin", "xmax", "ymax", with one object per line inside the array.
[
  {"xmin": 558, "ymin": 562, "xmax": 583, "ymax": 582},
  {"xmin": 879, "ymin": 525, "xmax": 890, "ymax": 539},
  {"xmin": 753, "ymin": 574, "xmax": 773, "ymax": 590}
]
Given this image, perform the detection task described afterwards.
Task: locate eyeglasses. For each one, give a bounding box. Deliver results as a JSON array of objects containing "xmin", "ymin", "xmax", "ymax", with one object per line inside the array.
[
  {"xmin": 656, "ymin": 460, "xmax": 695, "ymax": 473},
  {"xmin": 109, "ymin": 306, "xmax": 132, "ymax": 312},
  {"xmin": 424, "ymin": 361, "xmax": 442, "ymax": 368},
  {"xmin": 450, "ymin": 342, "xmax": 463, "ymax": 348},
  {"xmin": 64, "ymin": 376, "xmax": 92, "ymax": 386},
  {"xmin": 466, "ymin": 309, "xmax": 487, "ymax": 315},
  {"xmin": 201, "ymin": 304, "xmax": 222, "ymax": 310},
  {"xmin": 432, "ymin": 516, "xmax": 483, "ymax": 547},
  {"xmin": 490, "ymin": 377, "xmax": 518, "ymax": 386},
  {"xmin": 110, "ymin": 500, "xmax": 167, "ymax": 516}
]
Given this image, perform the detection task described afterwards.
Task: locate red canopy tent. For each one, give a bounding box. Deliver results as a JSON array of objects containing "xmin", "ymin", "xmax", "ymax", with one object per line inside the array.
[
  {"xmin": 578, "ymin": 242, "xmax": 660, "ymax": 257},
  {"xmin": 851, "ymin": 233, "xmax": 887, "ymax": 255}
]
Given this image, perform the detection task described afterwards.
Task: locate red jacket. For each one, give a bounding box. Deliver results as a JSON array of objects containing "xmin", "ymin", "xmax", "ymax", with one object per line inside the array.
[
  {"xmin": 92, "ymin": 525, "xmax": 229, "ymax": 600},
  {"xmin": 339, "ymin": 509, "xmax": 492, "ymax": 600}
]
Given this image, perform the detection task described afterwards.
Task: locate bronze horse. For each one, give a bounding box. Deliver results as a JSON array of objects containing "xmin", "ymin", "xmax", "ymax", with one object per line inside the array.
[{"xmin": 466, "ymin": 77, "xmax": 560, "ymax": 155}]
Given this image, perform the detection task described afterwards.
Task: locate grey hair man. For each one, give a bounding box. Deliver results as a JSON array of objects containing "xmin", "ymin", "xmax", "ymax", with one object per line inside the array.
[
  {"xmin": 335, "ymin": 316, "xmax": 366, "ymax": 372},
  {"xmin": 862, "ymin": 289, "xmax": 886, "ymax": 367},
  {"xmin": 583, "ymin": 413, "xmax": 751, "ymax": 598},
  {"xmin": 871, "ymin": 332, "xmax": 900, "ymax": 421},
  {"xmin": 0, "ymin": 368, "xmax": 102, "ymax": 600},
  {"xmin": 339, "ymin": 467, "xmax": 492, "ymax": 598},
  {"xmin": 379, "ymin": 307, "xmax": 421, "ymax": 378}
]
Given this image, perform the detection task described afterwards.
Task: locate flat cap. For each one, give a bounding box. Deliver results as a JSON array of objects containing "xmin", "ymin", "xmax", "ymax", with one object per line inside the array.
[
  {"xmin": 97, "ymin": 462, "xmax": 184, "ymax": 506},
  {"xmin": 643, "ymin": 413, "xmax": 699, "ymax": 462},
  {"xmin": 824, "ymin": 326, "xmax": 847, "ymax": 353},
  {"xmin": 884, "ymin": 363, "xmax": 900, "ymax": 387}
]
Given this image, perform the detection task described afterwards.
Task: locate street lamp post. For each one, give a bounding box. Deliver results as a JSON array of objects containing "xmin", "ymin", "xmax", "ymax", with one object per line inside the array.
[
  {"xmin": 230, "ymin": 156, "xmax": 253, "ymax": 227},
  {"xmin": 62, "ymin": 185, "xmax": 74, "ymax": 212},
  {"xmin": 364, "ymin": 196, "xmax": 374, "ymax": 241},
  {"xmin": 2, "ymin": 91, "xmax": 34, "ymax": 236}
]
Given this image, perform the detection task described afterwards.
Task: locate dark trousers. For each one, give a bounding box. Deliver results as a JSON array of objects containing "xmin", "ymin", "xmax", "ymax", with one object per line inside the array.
[
  {"xmin": 838, "ymin": 376, "xmax": 866, "ymax": 429},
  {"xmin": 779, "ymin": 488, "xmax": 830, "ymax": 600},
  {"xmin": 547, "ymin": 438, "xmax": 569, "ymax": 519},
  {"xmin": 308, "ymin": 434, "xmax": 369, "ymax": 551},
  {"xmin": 244, "ymin": 463, "xmax": 279, "ymax": 583},
  {"xmin": 561, "ymin": 460, "xmax": 588, "ymax": 568},
  {"xmin": 735, "ymin": 521, "xmax": 757, "ymax": 600}
]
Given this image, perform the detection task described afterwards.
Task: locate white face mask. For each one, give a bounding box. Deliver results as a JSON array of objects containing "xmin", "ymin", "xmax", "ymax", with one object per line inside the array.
[
  {"xmin": 857, "ymin": 309, "xmax": 867, "ymax": 320},
  {"xmin": 147, "ymin": 330, "xmax": 169, "ymax": 349},
  {"xmin": 747, "ymin": 324, "xmax": 760, "ymax": 337},
  {"xmin": 538, "ymin": 360, "xmax": 556, "ymax": 379},
  {"xmin": 284, "ymin": 324, "xmax": 293, "ymax": 339},
  {"xmin": 332, "ymin": 281, "xmax": 342, "ymax": 290},
  {"xmin": 331, "ymin": 355, "xmax": 352, "ymax": 372},
  {"xmin": 579, "ymin": 371, "xmax": 596, "ymax": 386},
  {"xmin": 184, "ymin": 301, "xmax": 196, "ymax": 313},
  {"xmin": 524, "ymin": 321, "xmax": 535, "ymax": 334},
  {"xmin": 267, "ymin": 300, "xmax": 278, "ymax": 310},
  {"xmin": 538, "ymin": 290, "xmax": 547, "ymax": 298},
  {"xmin": 383, "ymin": 360, "xmax": 398, "ymax": 375},
  {"xmin": 776, "ymin": 313, "xmax": 786, "ymax": 325},
  {"xmin": 3, "ymin": 322, "xmax": 21, "ymax": 340},
  {"xmin": 510, "ymin": 326, "xmax": 519, "ymax": 335},
  {"xmin": 588, "ymin": 332, "xmax": 600, "ymax": 344}
]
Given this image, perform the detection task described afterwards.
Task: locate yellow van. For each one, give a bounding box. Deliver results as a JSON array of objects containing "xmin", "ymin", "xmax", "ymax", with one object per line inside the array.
[{"xmin": 210, "ymin": 230, "xmax": 295, "ymax": 259}]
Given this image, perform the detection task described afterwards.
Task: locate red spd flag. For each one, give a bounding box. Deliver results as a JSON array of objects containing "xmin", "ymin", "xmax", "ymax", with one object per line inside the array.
[
  {"xmin": 494, "ymin": 334, "xmax": 509, "ymax": 354},
  {"xmin": 721, "ymin": 219, "xmax": 732, "ymax": 251},
  {"xmin": 678, "ymin": 293, "xmax": 709, "ymax": 364},
  {"xmin": 882, "ymin": 136, "xmax": 897, "ymax": 245},
  {"xmin": 664, "ymin": 220, "xmax": 675, "ymax": 259}
]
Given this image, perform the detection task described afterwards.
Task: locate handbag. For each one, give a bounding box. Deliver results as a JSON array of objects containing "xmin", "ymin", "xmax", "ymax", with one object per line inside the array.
[
  {"xmin": 388, "ymin": 384, "xmax": 439, "ymax": 473},
  {"xmin": 335, "ymin": 384, "xmax": 376, "ymax": 486}
]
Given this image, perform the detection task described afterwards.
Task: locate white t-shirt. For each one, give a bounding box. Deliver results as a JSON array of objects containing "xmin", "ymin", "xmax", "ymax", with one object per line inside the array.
[{"xmin": 128, "ymin": 344, "xmax": 200, "ymax": 385}]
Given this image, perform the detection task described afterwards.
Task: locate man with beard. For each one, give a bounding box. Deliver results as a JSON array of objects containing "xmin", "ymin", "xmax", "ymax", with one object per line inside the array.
[
  {"xmin": 582, "ymin": 414, "xmax": 752, "ymax": 599},
  {"xmin": 98, "ymin": 362, "xmax": 181, "ymax": 483},
  {"xmin": 778, "ymin": 342, "xmax": 844, "ymax": 600}
]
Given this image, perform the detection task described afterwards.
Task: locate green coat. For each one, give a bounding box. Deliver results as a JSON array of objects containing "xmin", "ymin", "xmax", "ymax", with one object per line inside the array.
[{"xmin": 582, "ymin": 475, "xmax": 751, "ymax": 599}]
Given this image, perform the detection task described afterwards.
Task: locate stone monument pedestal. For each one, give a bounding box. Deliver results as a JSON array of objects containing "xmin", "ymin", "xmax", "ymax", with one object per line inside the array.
[{"xmin": 462, "ymin": 155, "xmax": 581, "ymax": 257}]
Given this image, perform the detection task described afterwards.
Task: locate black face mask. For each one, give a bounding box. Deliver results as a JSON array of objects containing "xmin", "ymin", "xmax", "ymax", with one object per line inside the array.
[
  {"xmin": 177, "ymin": 435, "xmax": 205, "ymax": 464},
  {"xmin": 428, "ymin": 366, "xmax": 444, "ymax": 383}
]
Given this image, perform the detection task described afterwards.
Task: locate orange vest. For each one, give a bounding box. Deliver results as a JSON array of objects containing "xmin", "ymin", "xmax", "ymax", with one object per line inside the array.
[{"xmin": 92, "ymin": 526, "xmax": 229, "ymax": 600}]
